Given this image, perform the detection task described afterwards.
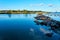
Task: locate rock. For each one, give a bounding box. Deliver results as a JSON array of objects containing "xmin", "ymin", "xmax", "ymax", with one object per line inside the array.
[{"xmin": 45, "ymin": 33, "xmax": 53, "ymax": 37}]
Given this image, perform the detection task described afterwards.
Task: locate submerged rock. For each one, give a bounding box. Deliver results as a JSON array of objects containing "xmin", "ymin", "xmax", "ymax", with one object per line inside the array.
[
  {"xmin": 45, "ymin": 33, "xmax": 53, "ymax": 37},
  {"xmin": 34, "ymin": 15, "xmax": 60, "ymax": 34}
]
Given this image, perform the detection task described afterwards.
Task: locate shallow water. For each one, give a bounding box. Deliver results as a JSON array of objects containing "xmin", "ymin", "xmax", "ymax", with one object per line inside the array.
[{"xmin": 0, "ymin": 13, "xmax": 60, "ymax": 40}]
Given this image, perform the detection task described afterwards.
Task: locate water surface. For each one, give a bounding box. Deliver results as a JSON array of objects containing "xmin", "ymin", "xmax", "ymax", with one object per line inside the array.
[{"xmin": 0, "ymin": 13, "xmax": 60, "ymax": 40}]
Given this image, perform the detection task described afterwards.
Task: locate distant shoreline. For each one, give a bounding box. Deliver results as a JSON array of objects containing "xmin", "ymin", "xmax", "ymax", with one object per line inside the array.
[
  {"xmin": 0, "ymin": 10, "xmax": 59, "ymax": 14},
  {"xmin": 0, "ymin": 10, "xmax": 47, "ymax": 14}
]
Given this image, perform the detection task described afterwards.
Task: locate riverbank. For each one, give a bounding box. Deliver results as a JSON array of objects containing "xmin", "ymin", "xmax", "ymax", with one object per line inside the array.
[{"xmin": 0, "ymin": 10, "xmax": 47, "ymax": 14}]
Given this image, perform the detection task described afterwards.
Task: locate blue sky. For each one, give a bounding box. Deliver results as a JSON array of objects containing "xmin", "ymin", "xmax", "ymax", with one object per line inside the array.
[{"xmin": 0, "ymin": 0, "xmax": 60, "ymax": 12}]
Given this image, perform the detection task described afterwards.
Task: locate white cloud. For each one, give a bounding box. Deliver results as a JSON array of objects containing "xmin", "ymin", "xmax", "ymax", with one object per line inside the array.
[
  {"xmin": 30, "ymin": 3, "xmax": 44, "ymax": 7},
  {"xmin": 30, "ymin": 3, "xmax": 54, "ymax": 7},
  {"xmin": 48, "ymin": 4, "xmax": 53, "ymax": 7}
]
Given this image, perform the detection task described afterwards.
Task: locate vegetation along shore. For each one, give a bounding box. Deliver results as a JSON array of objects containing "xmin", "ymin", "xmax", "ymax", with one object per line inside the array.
[{"xmin": 0, "ymin": 10, "xmax": 47, "ymax": 14}]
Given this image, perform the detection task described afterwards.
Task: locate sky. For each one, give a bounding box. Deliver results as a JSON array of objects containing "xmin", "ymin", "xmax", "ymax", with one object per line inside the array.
[{"xmin": 0, "ymin": 0, "xmax": 60, "ymax": 12}]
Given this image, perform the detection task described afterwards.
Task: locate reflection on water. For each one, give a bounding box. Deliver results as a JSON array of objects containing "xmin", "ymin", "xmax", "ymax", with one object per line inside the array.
[
  {"xmin": 44, "ymin": 12, "xmax": 60, "ymax": 21},
  {"xmin": 8, "ymin": 14, "xmax": 11, "ymax": 18},
  {"xmin": 0, "ymin": 13, "xmax": 60, "ymax": 40}
]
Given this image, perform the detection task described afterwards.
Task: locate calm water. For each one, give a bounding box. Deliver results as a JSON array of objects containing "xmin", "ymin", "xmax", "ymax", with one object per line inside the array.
[{"xmin": 0, "ymin": 13, "xmax": 60, "ymax": 40}]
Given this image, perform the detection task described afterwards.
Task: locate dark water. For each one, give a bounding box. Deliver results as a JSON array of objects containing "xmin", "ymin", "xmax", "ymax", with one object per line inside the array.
[{"xmin": 0, "ymin": 13, "xmax": 60, "ymax": 40}]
